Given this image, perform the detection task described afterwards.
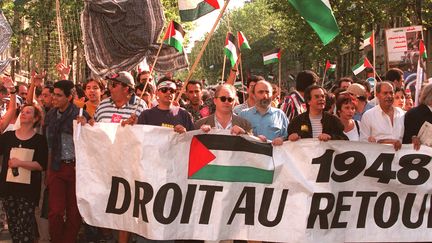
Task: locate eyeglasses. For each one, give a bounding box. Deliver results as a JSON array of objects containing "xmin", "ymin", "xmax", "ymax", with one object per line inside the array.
[
  {"xmin": 216, "ymin": 96, "xmax": 234, "ymax": 103},
  {"xmin": 159, "ymin": 87, "xmax": 176, "ymax": 94}
]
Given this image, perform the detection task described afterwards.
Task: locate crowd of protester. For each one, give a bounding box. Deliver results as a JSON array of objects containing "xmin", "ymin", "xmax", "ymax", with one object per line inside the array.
[{"xmin": 0, "ymin": 64, "xmax": 431, "ymax": 242}]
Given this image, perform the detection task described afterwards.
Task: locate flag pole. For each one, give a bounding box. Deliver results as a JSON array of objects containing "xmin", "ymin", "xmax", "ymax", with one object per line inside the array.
[
  {"xmin": 322, "ymin": 65, "xmax": 327, "ymax": 87},
  {"xmin": 415, "ymin": 58, "xmax": 422, "ymax": 107},
  {"xmin": 176, "ymin": 0, "xmax": 231, "ymax": 103},
  {"xmin": 278, "ymin": 52, "xmax": 282, "ymax": 100},
  {"xmin": 236, "ymin": 31, "xmax": 245, "ymax": 102},
  {"xmin": 238, "ymin": 51, "xmax": 245, "ymax": 102},
  {"xmin": 221, "ymin": 55, "xmax": 227, "ymax": 83},
  {"xmin": 372, "ymin": 66, "xmax": 383, "ymax": 82},
  {"xmin": 222, "ymin": 12, "xmax": 233, "ymax": 84},
  {"xmin": 372, "ymin": 28, "xmax": 377, "ymax": 88}
]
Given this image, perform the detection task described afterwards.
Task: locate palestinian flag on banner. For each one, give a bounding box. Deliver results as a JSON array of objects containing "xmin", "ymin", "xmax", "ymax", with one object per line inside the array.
[
  {"xmin": 179, "ymin": 0, "xmax": 220, "ymax": 22},
  {"xmin": 237, "ymin": 31, "xmax": 251, "ymax": 50},
  {"xmin": 360, "ymin": 31, "xmax": 374, "ymax": 50},
  {"xmin": 325, "ymin": 60, "xmax": 336, "ymax": 73},
  {"xmin": 352, "ymin": 57, "xmax": 372, "ymax": 75},
  {"xmin": 420, "ymin": 39, "xmax": 428, "ymax": 59},
  {"xmin": 288, "ymin": 0, "xmax": 339, "ymax": 45},
  {"xmin": 263, "ymin": 49, "xmax": 281, "ymax": 65},
  {"xmin": 224, "ymin": 32, "xmax": 240, "ymax": 67},
  {"xmin": 188, "ymin": 134, "xmax": 274, "ymax": 184},
  {"xmin": 163, "ymin": 21, "xmax": 186, "ymax": 53}
]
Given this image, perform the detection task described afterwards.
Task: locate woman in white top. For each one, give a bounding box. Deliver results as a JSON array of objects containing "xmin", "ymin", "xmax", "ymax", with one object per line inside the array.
[{"xmin": 336, "ymin": 96, "xmax": 360, "ymax": 141}]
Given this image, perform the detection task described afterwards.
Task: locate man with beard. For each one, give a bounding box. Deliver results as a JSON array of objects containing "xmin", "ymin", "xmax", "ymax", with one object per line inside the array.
[
  {"xmin": 288, "ymin": 85, "xmax": 347, "ymax": 142},
  {"xmin": 360, "ymin": 82, "xmax": 405, "ymax": 150},
  {"xmin": 239, "ymin": 80, "xmax": 288, "ymax": 145}
]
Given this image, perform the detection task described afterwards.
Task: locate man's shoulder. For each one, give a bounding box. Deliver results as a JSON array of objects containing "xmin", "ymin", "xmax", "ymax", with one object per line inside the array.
[
  {"xmin": 239, "ymin": 106, "xmax": 256, "ymax": 116},
  {"xmin": 363, "ymin": 105, "xmax": 380, "ymax": 116}
]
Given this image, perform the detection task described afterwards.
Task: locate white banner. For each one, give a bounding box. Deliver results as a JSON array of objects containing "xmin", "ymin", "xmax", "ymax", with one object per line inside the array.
[{"xmin": 74, "ymin": 123, "xmax": 432, "ymax": 243}]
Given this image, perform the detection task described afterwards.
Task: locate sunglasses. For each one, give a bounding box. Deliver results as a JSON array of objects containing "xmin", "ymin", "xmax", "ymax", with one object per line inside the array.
[
  {"xmin": 159, "ymin": 87, "xmax": 176, "ymax": 94},
  {"xmin": 216, "ymin": 96, "xmax": 234, "ymax": 103}
]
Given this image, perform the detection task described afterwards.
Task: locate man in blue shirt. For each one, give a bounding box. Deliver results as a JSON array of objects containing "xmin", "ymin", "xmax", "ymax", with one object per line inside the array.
[{"xmin": 239, "ymin": 80, "xmax": 288, "ymax": 145}]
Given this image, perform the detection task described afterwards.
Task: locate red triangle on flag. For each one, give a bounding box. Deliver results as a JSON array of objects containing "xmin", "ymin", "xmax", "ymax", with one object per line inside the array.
[
  {"xmin": 188, "ymin": 137, "xmax": 216, "ymax": 177},
  {"xmin": 205, "ymin": 0, "xmax": 220, "ymax": 9},
  {"xmin": 364, "ymin": 57, "xmax": 373, "ymax": 68},
  {"xmin": 325, "ymin": 60, "xmax": 331, "ymax": 71}
]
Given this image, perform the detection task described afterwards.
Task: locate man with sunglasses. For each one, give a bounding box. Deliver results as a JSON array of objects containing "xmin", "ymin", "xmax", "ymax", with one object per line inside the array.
[
  {"xmin": 195, "ymin": 84, "xmax": 252, "ymax": 135},
  {"xmin": 133, "ymin": 78, "xmax": 194, "ymax": 133},
  {"xmin": 94, "ymin": 71, "xmax": 147, "ymax": 123}
]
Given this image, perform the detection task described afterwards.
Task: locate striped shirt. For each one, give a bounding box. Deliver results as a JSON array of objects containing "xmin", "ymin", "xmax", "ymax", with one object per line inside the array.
[
  {"xmin": 309, "ymin": 115, "xmax": 323, "ymax": 138},
  {"xmin": 94, "ymin": 94, "xmax": 147, "ymax": 123}
]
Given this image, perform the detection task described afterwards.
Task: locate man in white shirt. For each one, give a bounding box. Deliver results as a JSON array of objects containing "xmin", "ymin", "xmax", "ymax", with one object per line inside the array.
[{"xmin": 360, "ymin": 82, "xmax": 405, "ymax": 150}]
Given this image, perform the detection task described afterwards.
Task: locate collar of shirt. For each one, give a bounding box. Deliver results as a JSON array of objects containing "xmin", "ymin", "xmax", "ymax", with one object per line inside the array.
[
  {"xmin": 214, "ymin": 115, "xmax": 233, "ymax": 130},
  {"xmin": 252, "ymin": 106, "xmax": 274, "ymax": 116},
  {"xmin": 428, "ymin": 105, "xmax": 432, "ymax": 112}
]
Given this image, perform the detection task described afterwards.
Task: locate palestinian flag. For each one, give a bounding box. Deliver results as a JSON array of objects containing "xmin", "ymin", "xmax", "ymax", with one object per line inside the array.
[
  {"xmin": 237, "ymin": 31, "xmax": 251, "ymax": 50},
  {"xmin": 352, "ymin": 57, "xmax": 372, "ymax": 75},
  {"xmin": 420, "ymin": 39, "xmax": 428, "ymax": 59},
  {"xmin": 360, "ymin": 31, "xmax": 374, "ymax": 50},
  {"xmin": 224, "ymin": 32, "xmax": 240, "ymax": 67},
  {"xmin": 163, "ymin": 21, "xmax": 185, "ymax": 53},
  {"xmin": 288, "ymin": 0, "xmax": 339, "ymax": 45},
  {"xmin": 263, "ymin": 49, "xmax": 281, "ymax": 65},
  {"xmin": 179, "ymin": 0, "xmax": 220, "ymax": 22},
  {"xmin": 325, "ymin": 60, "xmax": 336, "ymax": 73},
  {"xmin": 188, "ymin": 134, "xmax": 274, "ymax": 184}
]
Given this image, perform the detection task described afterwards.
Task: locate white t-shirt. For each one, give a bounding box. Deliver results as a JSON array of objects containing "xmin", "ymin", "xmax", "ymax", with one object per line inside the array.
[{"xmin": 344, "ymin": 120, "xmax": 360, "ymax": 141}]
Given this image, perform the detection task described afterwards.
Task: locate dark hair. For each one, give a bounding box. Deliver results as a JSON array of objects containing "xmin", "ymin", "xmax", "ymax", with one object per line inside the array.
[
  {"xmin": 0, "ymin": 85, "xmax": 8, "ymax": 95},
  {"xmin": 137, "ymin": 70, "xmax": 151, "ymax": 81},
  {"xmin": 394, "ymin": 87, "xmax": 406, "ymax": 97},
  {"xmin": 296, "ymin": 70, "xmax": 318, "ymax": 92},
  {"xmin": 75, "ymin": 84, "xmax": 86, "ymax": 99},
  {"xmin": 22, "ymin": 104, "xmax": 43, "ymax": 128},
  {"xmin": 338, "ymin": 77, "xmax": 353, "ymax": 88},
  {"xmin": 324, "ymin": 92, "xmax": 335, "ymax": 112},
  {"xmin": 186, "ymin": 80, "xmax": 203, "ymax": 90},
  {"xmin": 43, "ymin": 84, "xmax": 54, "ymax": 93},
  {"xmin": 54, "ymin": 80, "xmax": 75, "ymax": 97},
  {"xmin": 83, "ymin": 79, "xmax": 105, "ymax": 91},
  {"xmin": 357, "ymin": 80, "xmax": 371, "ymax": 93},
  {"xmin": 304, "ymin": 84, "xmax": 325, "ymax": 103},
  {"xmin": 246, "ymin": 75, "xmax": 265, "ymax": 88},
  {"xmin": 135, "ymin": 83, "xmax": 154, "ymax": 94},
  {"xmin": 336, "ymin": 95, "xmax": 355, "ymax": 115},
  {"xmin": 385, "ymin": 68, "xmax": 403, "ymax": 82},
  {"xmin": 35, "ymin": 86, "xmax": 42, "ymax": 98}
]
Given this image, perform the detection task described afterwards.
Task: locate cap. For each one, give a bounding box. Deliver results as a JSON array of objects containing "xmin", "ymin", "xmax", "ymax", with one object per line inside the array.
[
  {"xmin": 157, "ymin": 81, "xmax": 176, "ymax": 90},
  {"xmin": 107, "ymin": 71, "xmax": 135, "ymax": 87},
  {"xmin": 347, "ymin": 83, "xmax": 366, "ymax": 98}
]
